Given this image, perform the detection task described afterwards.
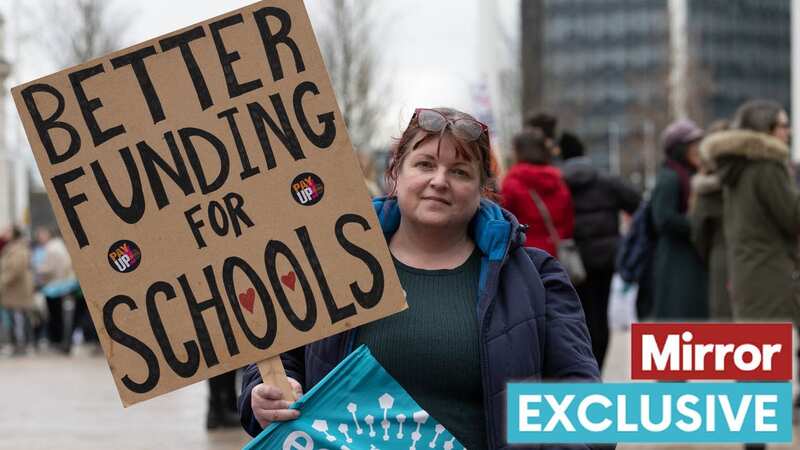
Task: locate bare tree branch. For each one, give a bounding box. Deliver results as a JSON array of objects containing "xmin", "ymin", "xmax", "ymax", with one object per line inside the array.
[
  {"xmin": 317, "ymin": 0, "xmax": 389, "ymax": 152},
  {"xmin": 38, "ymin": 0, "xmax": 131, "ymax": 68}
]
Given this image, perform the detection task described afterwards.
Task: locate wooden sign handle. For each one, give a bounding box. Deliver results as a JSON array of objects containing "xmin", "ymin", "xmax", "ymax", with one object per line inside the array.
[{"xmin": 257, "ymin": 356, "xmax": 297, "ymax": 402}]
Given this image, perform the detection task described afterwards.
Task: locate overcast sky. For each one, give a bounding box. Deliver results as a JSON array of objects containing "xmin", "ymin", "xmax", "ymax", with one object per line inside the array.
[
  {"xmin": 0, "ymin": 0, "xmax": 519, "ymax": 224},
  {"xmin": 0, "ymin": 0, "xmax": 517, "ymax": 157},
  {"xmin": 126, "ymin": 0, "xmax": 484, "ymax": 133}
]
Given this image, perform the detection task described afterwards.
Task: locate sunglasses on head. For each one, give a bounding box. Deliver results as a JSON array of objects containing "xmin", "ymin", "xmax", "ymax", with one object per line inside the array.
[{"xmin": 412, "ymin": 108, "xmax": 488, "ymax": 141}]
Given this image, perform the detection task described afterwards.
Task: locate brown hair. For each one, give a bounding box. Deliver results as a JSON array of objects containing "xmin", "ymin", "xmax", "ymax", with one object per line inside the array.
[
  {"xmin": 525, "ymin": 112, "xmax": 558, "ymax": 140},
  {"xmin": 732, "ymin": 99, "xmax": 784, "ymax": 134},
  {"xmin": 513, "ymin": 127, "xmax": 551, "ymax": 165},
  {"xmin": 385, "ymin": 107, "xmax": 495, "ymax": 196}
]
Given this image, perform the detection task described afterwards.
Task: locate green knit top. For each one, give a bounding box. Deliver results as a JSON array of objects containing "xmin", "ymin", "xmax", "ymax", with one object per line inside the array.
[{"xmin": 353, "ymin": 248, "xmax": 487, "ymax": 450}]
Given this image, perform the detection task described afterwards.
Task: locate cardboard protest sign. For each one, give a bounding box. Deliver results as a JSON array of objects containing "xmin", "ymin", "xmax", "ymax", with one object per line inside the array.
[{"xmin": 11, "ymin": 0, "xmax": 406, "ymax": 406}]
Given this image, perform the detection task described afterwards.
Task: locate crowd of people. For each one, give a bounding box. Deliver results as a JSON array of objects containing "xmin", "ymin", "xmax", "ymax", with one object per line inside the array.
[
  {"xmin": 2, "ymin": 99, "xmax": 796, "ymax": 447},
  {"xmin": 491, "ymin": 102, "xmax": 800, "ymax": 447},
  {"xmin": 0, "ymin": 226, "xmax": 92, "ymax": 357},
  {"xmin": 351, "ymin": 99, "xmax": 798, "ymax": 373},
  {"xmin": 0, "ymin": 225, "xmax": 241, "ymax": 429},
  {"xmin": 237, "ymin": 100, "xmax": 797, "ymax": 449},
  {"xmin": 513, "ymin": 101, "xmax": 797, "ymax": 369},
  {"xmin": 611, "ymin": 99, "xmax": 799, "ymax": 337},
  {"xmin": 498, "ymin": 113, "xmax": 641, "ymax": 370}
]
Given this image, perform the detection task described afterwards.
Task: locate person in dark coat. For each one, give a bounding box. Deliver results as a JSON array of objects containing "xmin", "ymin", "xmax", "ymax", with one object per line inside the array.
[
  {"xmin": 560, "ymin": 131, "xmax": 641, "ymax": 369},
  {"xmin": 238, "ymin": 108, "xmax": 602, "ymax": 450},
  {"xmin": 701, "ymin": 99, "xmax": 796, "ymax": 450},
  {"xmin": 501, "ymin": 127, "xmax": 574, "ymax": 257},
  {"xmin": 649, "ymin": 120, "xmax": 709, "ymax": 320},
  {"xmin": 702, "ymin": 100, "xmax": 800, "ymax": 325}
]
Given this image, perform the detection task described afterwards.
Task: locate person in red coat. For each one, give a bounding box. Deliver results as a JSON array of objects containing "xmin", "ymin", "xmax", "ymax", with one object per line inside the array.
[{"xmin": 501, "ymin": 127, "xmax": 574, "ymax": 256}]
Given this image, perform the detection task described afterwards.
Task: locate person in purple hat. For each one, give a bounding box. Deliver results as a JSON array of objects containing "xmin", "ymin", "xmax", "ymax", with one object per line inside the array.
[{"xmin": 648, "ymin": 119, "xmax": 709, "ymax": 320}]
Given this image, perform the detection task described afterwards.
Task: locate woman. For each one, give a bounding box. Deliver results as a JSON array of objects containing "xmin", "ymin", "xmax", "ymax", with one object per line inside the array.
[
  {"xmin": 689, "ymin": 122, "xmax": 731, "ymax": 320},
  {"xmin": 501, "ymin": 127, "xmax": 574, "ymax": 257},
  {"xmin": 650, "ymin": 120, "xmax": 708, "ymax": 320},
  {"xmin": 238, "ymin": 107, "xmax": 599, "ymax": 450},
  {"xmin": 0, "ymin": 227, "xmax": 35, "ymax": 355},
  {"xmin": 702, "ymin": 100, "xmax": 800, "ymax": 325}
]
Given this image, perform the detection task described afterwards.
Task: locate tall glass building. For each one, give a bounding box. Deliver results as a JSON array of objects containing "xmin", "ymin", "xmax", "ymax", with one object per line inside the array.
[
  {"xmin": 690, "ymin": 0, "xmax": 790, "ymax": 120},
  {"xmin": 532, "ymin": 0, "xmax": 790, "ymax": 186}
]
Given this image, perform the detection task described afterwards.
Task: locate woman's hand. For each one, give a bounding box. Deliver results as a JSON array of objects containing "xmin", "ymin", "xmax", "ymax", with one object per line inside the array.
[{"xmin": 251, "ymin": 377, "xmax": 303, "ymax": 428}]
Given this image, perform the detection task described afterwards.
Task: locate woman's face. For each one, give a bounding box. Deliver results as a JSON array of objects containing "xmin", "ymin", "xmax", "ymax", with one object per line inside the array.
[
  {"xmin": 394, "ymin": 133, "xmax": 482, "ymax": 231},
  {"xmin": 685, "ymin": 141, "xmax": 701, "ymax": 170},
  {"xmin": 772, "ymin": 110, "xmax": 791, "ymax": 144}
]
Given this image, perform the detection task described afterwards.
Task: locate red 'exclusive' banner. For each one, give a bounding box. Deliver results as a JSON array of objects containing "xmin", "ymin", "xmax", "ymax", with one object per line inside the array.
[{"xmin": 631, "ymin": 323, "xmax": 792, "ymax": 381}]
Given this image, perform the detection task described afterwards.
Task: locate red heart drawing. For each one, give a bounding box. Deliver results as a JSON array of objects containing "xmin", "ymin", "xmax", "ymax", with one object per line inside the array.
[
  {"xmin": 238, "ymin": 288, "xmax": 255, "ymax": 313},
  {"xmin": 280, "ymin": 271, "xmax": 296, "ymax": 291}
]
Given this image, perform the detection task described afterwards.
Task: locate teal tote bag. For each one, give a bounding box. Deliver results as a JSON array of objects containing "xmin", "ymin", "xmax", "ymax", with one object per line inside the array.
[{"xmin": 244, "ymin": 345, "xmax": 466, "ymax": 450}]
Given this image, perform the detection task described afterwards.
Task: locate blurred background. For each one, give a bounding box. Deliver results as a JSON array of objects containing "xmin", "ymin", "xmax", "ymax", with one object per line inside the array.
[{"xmin": 0, "ymin": 0, "xmax": 794, "ymax": 229}]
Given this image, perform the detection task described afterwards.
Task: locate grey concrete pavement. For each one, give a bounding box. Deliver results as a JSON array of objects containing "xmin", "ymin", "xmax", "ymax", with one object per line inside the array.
[
  {"xmin": 0, "ymin": 346, "xmax": 250, "ymax": 450},
  {"xmin": 1, "ymin": 331, "xmax": 799, "ymax": 449}
]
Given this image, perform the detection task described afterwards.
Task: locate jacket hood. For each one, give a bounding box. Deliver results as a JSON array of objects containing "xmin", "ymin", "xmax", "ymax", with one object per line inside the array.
[
  {"xmin": 690, "ymin": 172, "xmax": 721, "ymax": 195},
  {"xmin": 561, "ymin": 156, "xmax": 598, "ymax": 188},
  {"xmin": 701, "ymin": 129, "xmax": 789, "ymax": 164},
  {"xmin": 372, "ymin": 196, "xmax": 525, "ymax": 263},
  {"xmin": 702, "ymin": 129, "xmax": 789, "ymax": 187},
  {"xmin": 504, "ymin": 163, "xmax": 564, "ymax": 194}
]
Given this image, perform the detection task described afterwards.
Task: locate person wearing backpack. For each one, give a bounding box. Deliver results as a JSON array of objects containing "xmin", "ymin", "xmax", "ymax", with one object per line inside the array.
[
  {"xmin": 617, "ymin": 200, "xmax": 657, "ymax": 319},
  {"xmin": 560, "ymin": 131, "xmax": 641, "ymax": 369},
  {"xmin": 649, "ymin": 120, "xmax": 709, "ymax": 320}
]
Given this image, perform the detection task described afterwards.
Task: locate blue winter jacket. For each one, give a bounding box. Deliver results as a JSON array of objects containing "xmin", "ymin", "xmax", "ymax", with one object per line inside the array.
[{"xmin": 239, "ymin": 197, "xmax": 602, "ymax": 449}]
